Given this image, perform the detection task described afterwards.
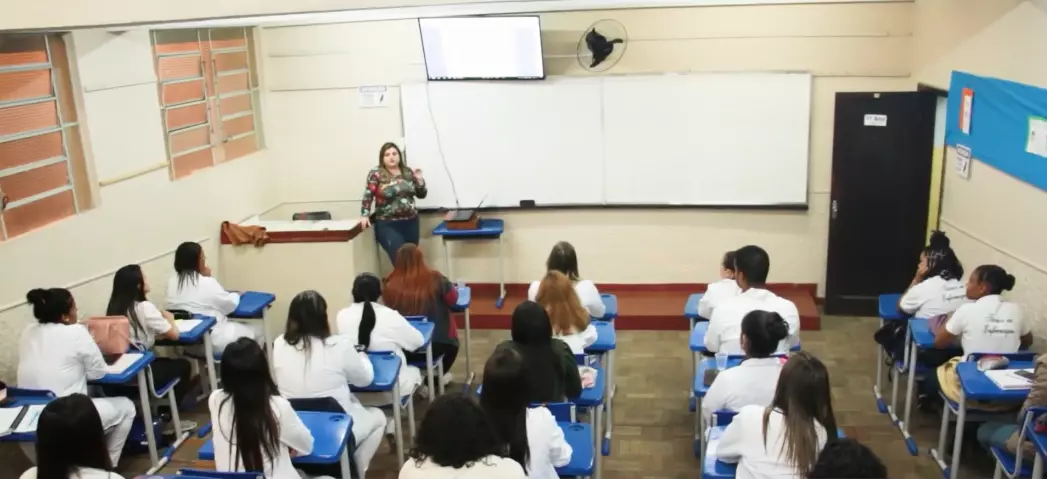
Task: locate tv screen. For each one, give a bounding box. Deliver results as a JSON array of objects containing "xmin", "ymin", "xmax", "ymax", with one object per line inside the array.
[{"xmin": 419, "ymin": 16, "xmax": 545, "ymax": 81}]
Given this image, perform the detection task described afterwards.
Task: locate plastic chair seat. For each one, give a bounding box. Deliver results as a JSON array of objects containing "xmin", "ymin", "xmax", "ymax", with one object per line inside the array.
[
  {"xmin": 407, "ymin": 355, "xmax": 444, "ymax": 369},
  {"xmin": 991, "ymin": 445, "xmax": 1034, "ymax": 478},
  {"xmin": 154, "ymin": 378, "xmax": 179, "ymax": 397}
]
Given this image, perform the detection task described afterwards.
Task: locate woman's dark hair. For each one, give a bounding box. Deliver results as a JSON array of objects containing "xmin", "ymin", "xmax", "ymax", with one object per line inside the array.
[
  {"xmin": 283, "ymin": 290, "xmax": 330, "ymax": 357},
  {"xmin": 546, "ymin": 241, "xmax": 580, "ymax": 281},
  {"xmin": 480, "ymin": 346, "xmax": 530, "ymax": 472},
  {"xmin": 922, "ymin": 231, "xmax": 964, "ymax": 281},
  {"xmin": 174, "ymin": 241, "xmax": 204, "ymax": 290},
  {"xmin": 352, "ymin": 273, "xmax": 383, "ymax": 349},
  {"xmin": 809, "ymin": 438, "xmax": 887, "ymax": 479},
  {"xmin": 26, "ymin": 288, "xmax": 75, "ymax": 325},
  {"xmin": 741, "ymin": 310, "xmax": 790, "ymax": 357},
  {"xmin": 35, "ymin": 394, "xmax": 113, "ymax": 479},
  {"xmin": 509, "ymin": 301, "xmax": 559, "ymax": 402},
  {"xmin": 972, "ymin": 265, "xmax": 1016, "ymax": 295},
  {"xmin": 765, "ymin": 351, "xmax": 839, "ymax": 477},
  {"xmin": 218, "ymin": 338, "xmax": 281, "ymax": 472},
  {"xmin": 409, "ymin": 392, "xmax": 506, "ymax": 468},
  {"xmin": 721, "ymin": 251, "xmax": 737, "ymax": 272},
  {"xmin": 107, "ymin": 264, "xmax": 147, "ymax": 340}
]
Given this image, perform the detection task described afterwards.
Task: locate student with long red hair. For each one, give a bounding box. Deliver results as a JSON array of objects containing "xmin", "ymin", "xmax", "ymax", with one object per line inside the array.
[{"xmin": 384, "ymin": 244, "xmax": 462, "ymax": 385}]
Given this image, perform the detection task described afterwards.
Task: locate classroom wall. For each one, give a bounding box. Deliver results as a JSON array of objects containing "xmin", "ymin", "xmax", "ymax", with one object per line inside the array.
[
  {"xmin": 913, "ymin": 1, "xmax": 1047, "ymax": 340},
  {"xmin": 261, "ymin": 2, "xmax": 914, "ymax": 291},
  {"xmin": 0, "ymin": 30, "xmax": 274, "ymax": 382}
]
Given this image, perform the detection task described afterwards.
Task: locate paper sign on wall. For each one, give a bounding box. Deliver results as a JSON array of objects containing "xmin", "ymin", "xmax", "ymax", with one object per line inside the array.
[
  {"xmin": 864, "ymin": 114, "xmax": 887, "ymax": 127},
  {"xmin": 956, "ymin": 144, "xmax": 972, "ymax": 179},
  {"xmin": 1027, "ymin": 116, "xmax": 1047, "ymax": 158},
  {"xmin": 359, "ymin": 86, "xmax": 389, "ymax": 108},
  {"xmin": 959, "ymin": 88, "xmax": 974, "ymax": 134}
]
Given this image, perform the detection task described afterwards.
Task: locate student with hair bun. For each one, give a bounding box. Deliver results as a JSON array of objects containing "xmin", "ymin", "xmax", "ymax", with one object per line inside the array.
[
  {"xmin": 899, "ymin": 231, "xmax": 968, "ymax": 318},
  {"xmin": 934, "ymin": 265, "xmax": 1029, "ymax": 355},
  {"xmin": 701, "ymin": 310, "xmax": 789, "ymax": 425},
  {"xmin": 17, "ymin": 288, "xmax": 136, "ymax": 467}
]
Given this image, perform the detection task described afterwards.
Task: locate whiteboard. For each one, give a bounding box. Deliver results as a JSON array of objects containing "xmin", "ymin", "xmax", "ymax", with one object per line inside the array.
[
  {"xmin": 400, "ymin": 80, "xmax": 604, "ymax": 208},
  {"xmin": 399, "ymin": 72, "xmax": 811, "ymax": 208}
]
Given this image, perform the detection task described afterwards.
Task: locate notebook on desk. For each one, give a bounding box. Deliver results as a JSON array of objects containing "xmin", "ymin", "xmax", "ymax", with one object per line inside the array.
[
  {"xmin": 986, "ymin": 369, "xmax": 1034, "ymax": 390},
  {"xmin": 0, "ymin": 405, "xmax": 44, "ymax": 436},
  {"xmin": 105, "ymin": 353, "xmax": 142, "ymax": 375},
  {"xmin": 175, "ymin": 319, "xmax": 202, "ymax": 333}
]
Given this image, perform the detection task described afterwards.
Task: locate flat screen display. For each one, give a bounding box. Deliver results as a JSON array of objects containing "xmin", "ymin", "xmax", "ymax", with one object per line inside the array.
[{"xmin": 419, "ymin": 16, "xmax": 545, "ymax": 81}]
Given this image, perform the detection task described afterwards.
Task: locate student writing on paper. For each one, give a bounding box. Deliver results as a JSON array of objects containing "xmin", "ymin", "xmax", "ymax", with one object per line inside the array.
[
  {"xmin": 106, "ymin": 265, "xmax": 195, "ymax": 431},
  {"xmin": 898, "ymin": 231, "xmax": 968, "ymax": 318},
  {"xmin": 18, "ymin": 394, "xmax": 127, "ymax": 479},
  {"xmin": 384, "ymin": 244, "xmax": 462, "ymax": 387},
  {"xmin": 977, "ymin": 352, "xmax": 1047, "ymax": 461},
  {"xmin": 273, "ymin": 290, "xmax": 386, "ymax": 476},
  {"xmin": 358, "ymin": 142, "xmax": 428, "ymax": 262},
  {"xmin": 706, "ymin": 246, "xmax": 800, "ymax": 355},
  {"xmin": 17, "ymin": 288, "xmax": 136, "ymax": 467},
  {"xmin": 166, "ymin": 242, "xmax": 263, "ymax": 351},
  {"xmin": 716, "ymin": 352, "xmax": 838, "ymax": 479},
  {"xmin": 534, "ymin": 271, "xmax": 597, "ymax": 355},
  {"xmin": 480, "ymin": 345, "xmax": 572, "ymax": 479},
  {"xmin": 697, "ymin": 251, "xmax": 742, "ymax": 320},
  {"xmin": 399, "ymin": 393, "xmax": 526, "ymax": 479},
  {"xmin": 527, "ymin": 241, "xmax": 605, "ymax": 318},
  {"xmin": 211, "ymin": 338, "xmax": 314, "ymax": 479},
  {"xmin": 701, "ymin": 311, "xmax": 789, "ymax": 426},
  {"xmin": 336, "ymin": 273, "xmax": 424, "ymax": 440},
  {"xmin": 496, "ymin": 301, "xmax": 581, "ymax": 404}
]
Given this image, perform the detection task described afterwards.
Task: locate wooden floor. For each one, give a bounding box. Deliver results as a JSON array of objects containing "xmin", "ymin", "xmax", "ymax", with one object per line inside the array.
[{"xmin": 2, "ymin": 314, "xmax": 997, "ymax": 479}]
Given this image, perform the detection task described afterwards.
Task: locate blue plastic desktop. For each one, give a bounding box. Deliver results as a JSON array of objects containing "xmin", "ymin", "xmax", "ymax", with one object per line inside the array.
[
  {"xmin": 586, "ymin": 321, "xmax": 617, "ymax": 353},
  {"xmin": 599, "ymin": 293, "xmax": 618, "ymax": 321},
  {"xmin": 230, "ymin": 291, "xmax": 275, "ymax": 318},
  {"xmin": 556, "ymin": 422, "xmax": 595, "ymax": 476},
  {"xmin": 352, "ymin": 352, "xmax": 402, "ymax": 392},
  {"xmin": 406, "ymin": 320, "xmax": 434, "ymax": 348},
  {"xmin": 957, "ymin": 361, "xmax": 1036, "ymax": 401},
  {"xmin": 684, "ymin": 293, "xmax": 705, "ymax": 320},
  {"xmin": 878, "ymin": 293, "xmax": 907, "ymax": 321},
  {"xmin": 178, "ymin": 315, "xmax": 218, "ymax": 342},
  {"xmin": 456, "ymin": 285, "xmax": 471, "ymax": 308},
  {"xmin": 90, "ymin": 351, "xmax": 155, "ymax": 384},
  {"xmin": 694, "ymin": 357, "xmax": 746, "ymax": 397},
  {"xmin": 199, "ymin": 411, "xmax": 352, "ymax": 464},
  {"xmin": 431, "ymin": 218, "xmax": 505, "ymax": 238},
  {"xmin": 909, "ymin": 318, "xmax": 942, "ymax": 349},
  {"xmin": 703, "ymin": 426, "xmax": 737, "ymax": 479}
]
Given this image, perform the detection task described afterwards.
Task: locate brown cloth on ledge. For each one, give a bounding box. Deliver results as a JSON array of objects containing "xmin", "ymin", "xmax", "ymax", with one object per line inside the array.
[{"xmin": 222, "ymin": 221, "xmax": 269, "ymax": 247}]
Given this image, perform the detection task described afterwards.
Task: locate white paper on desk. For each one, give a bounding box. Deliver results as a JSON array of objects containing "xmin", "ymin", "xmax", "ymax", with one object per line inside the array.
[
  {"xmin": 986, "ymin": 369, "xmax": 1033, "ymax": 390},
  {"xmin": 579, "ymin": 366, "xmax": 598, "ymax": 389},
  {"xmin": 106, "ymin": 353, "xmax": 142, "ymax": 374},
  {"xmin": 12, "ymin": 405, "xmax": 44, "ymax": 434},
  {"xmin": 1027, "ymin": 116, "xmax": 1047, "ymax": 158},
  {"xmin": 0, "ymin": 408, "xmax": 24, "ymax": 433},
  {"xmin": 175, "ymin": 319, "xmax": 202, "ymax": 333}
]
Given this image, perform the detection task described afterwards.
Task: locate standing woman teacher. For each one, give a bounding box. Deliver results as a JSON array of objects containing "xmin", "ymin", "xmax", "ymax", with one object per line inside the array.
[{"xmin": 360, "ymin": 142, "xmax": 428, "ymax": 261}]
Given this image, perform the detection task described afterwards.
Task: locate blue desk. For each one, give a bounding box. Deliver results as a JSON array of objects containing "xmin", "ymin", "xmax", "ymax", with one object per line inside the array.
[
  {"xmin": 585, "ymin": 320, "xmax": 617, "ymax": 457},
  {"xmin": 432, "ymin": 219, "xmax": 506, "ymax": 308},
  {"xmin": 406, "ymin": 319, "xmax": 438, "ymax": 398},
  {"xmin": 892, "ymin": 318, "xmax": 958, "ymax": 456},
  {"xmin": 456, "ymin": 285, "xmax": 474, "ymax": 379},
  {"xmin": 1027, "ymin": 410, "xmax": 1047, "ymax": 479},
  {"xmin": 878, "ymin": 293, "xmax": 907, "ymax": 321},
  {"xmin": 702, "ymin": 426, "xmax": 736, "ymax": 479},
  {"xmin": 158, "ymin": 315, "xmax": 219, "ymax": 395},
  {"xmin": 692, "ymin": 356, "xmax": 746, "ymax": 460},
  {"xmin": 586, "ymin": 321, "xmax": 616, "ymax": 353},
  {"xmin": 199, "ymin": 411, "xmax": 354, "ymax": 477},
  {"xmin": 350, "ymin": 352, "xmax": 407, "ymax": 465},
  {"xmin": 229, "ymin": 291, "xmax": 276, "ymax": 359},
  {"xmin": 89, "ymin": 352, "xmax": 162, "ymax": 470},
  {"xmin": 574, "ymin": 367, "xmax": 605, "ymax": 479},
  {"xmin": 556, "ymin": 422, "xmax": 595, "ymax": 477},
  {"xmin": 873, "ymin": 293, "xmax": 908, "ymax": 415},
  {"xmin": 684, "ymin": 293, "xmax": 705, "ymax": 321},
  {"xmin": 599, "ymin": 294, "xmax": 617, "ymax": 321}
]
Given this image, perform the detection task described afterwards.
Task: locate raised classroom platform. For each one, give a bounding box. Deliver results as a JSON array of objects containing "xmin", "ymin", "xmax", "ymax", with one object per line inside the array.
[{"xmin": 458, "ymin": 283, "xmax": 820, "ymax": 331}]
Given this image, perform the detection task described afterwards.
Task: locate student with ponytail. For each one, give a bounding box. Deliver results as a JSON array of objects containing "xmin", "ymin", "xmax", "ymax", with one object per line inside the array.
[
  {"xmin": 899, "ymin": 231, "xmax": 968, "ymax": 317},
  {"xmin": 18, "ymin": 288, "xmax": 136, "ymax": 467},
  {"xmin": 273, "ymin": 291, "xmax": 385, "ymax": 475},
  {"xmin": 211, "ymin": 338, "xmax": 313, "ymax": 478},
  {"xmin": 701, "ymin": 310, "xmax": 790, "ymax": 425}
]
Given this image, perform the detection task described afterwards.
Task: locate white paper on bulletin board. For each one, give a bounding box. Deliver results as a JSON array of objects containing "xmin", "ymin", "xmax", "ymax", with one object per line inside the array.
[
  {"xmin": 956, "ymin": 144, "xmax": 972, "ymax": 179},
  {"xmin": 359, "ymin": 86, "xmax": 389, "ymax": 108},
  {"xmin": 1027, "ymin": 116, "xmax": 1047, "ymax": 158}
]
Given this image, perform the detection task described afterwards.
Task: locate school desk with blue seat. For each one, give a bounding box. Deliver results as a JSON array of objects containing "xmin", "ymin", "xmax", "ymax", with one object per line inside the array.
[
  {"xmin": 930, "ymin": 353, "xmax": 1037, "ymax": 479},
  {"xmin": 432, "ymin": 219, "xmax": 506, "ymax": 308},
  {"xmin": 156, "ymin": 315, "xmax": 219, "ymax": 398},
  {"xmin": 692, "ymin": 355, "xmax": 785, "ymax": 461},
  {"xmin": 350, "ymin": 351, "xmax": 408, "ymax": 464},
  {"xmin": 684, "ymin": 293, "xmax": 706, "ymax": 412},
  {"xmin": 403, "ymin": 317, "xmax": 438, "ymax": 398},
  {"xmin": 873, "ymin": 293, "xmax": 910, "ymax": 416},
  {"xmin": 229, "ymin": 291, "xmax": 276, "ymax": 355},
  {"xmin": 888, "ymin": 316, "xmax": 946, "ymax": 456},
  {"xmin": 989, "ymin": 406, "xmax": 1046, "ymax": 479},
  {"xmin": 456, "ymin": 285, "xmax": 475, "ymax": 378},
  {"xmin": 585, "ymin": 319, "xmax": 617, "ymax": 456}
]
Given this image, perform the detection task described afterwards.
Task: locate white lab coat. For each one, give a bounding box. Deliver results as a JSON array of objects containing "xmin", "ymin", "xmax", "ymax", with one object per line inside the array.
[
  {"xmin": 553, "ymin": 324, "xmax": 599, "ymax": 355},
  {"xmin": 209, "ymin": 391, "xmax": 314, "ymax": 479},
  {"xmin": 698, "ymin": 279, "xmax": 742, "ymax": 320},
  {"xmin": 17, "ymin": 323, "xmax": 136, "ymax": 466},
  {"xmin": 335, "ymin": 302, "xmax": 425, "ymax": 403},
  {"xmin": 272, "ymin": 335, "xmax": 387, "ymax": 475},
  {"xmin": 130, "ymin": 300, "xmax": 173, "ymax": 349},
  {"xmin": 529, "ymin": 279, "xmax": 606, "ymax": 319},
  {"xmin": 899, "ymin": 276, "xmax": 968, "ymax": 318},
  {"xmin": 701, "ymin": 357, "xmax": 784, "ymax": 425},
  {"xmin": 165, "ymin": 274, "xmax": 261, "ymax": 351},
  {"xmin": 525, "ymin": 407, "xmax": 573, "ymax": 479},
  {"xmin": 398, "ymin": 456, "xmax": 527, "ymax": 479},
  {"xmin": 20, "ymin": 467, "xmax": 126, "ymax": 479},
  {"xmin": 717, "ymin": 405, "xmax": 829, "ymax": 479},
  {"xmin": 705, "ymin": 289, "xmax": 800, "ymax": 355},
  {"xmin": 944, "ymin": 295, "xmax": 1028, "ymax": 358}
]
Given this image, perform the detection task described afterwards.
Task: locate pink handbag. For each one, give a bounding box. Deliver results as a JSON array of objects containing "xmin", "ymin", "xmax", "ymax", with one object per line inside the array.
[{"xmin": 85, "ymin": 316, "xmax": 131, "ymax": 355}]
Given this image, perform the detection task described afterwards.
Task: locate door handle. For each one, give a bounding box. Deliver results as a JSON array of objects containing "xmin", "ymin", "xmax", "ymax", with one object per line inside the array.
[{"xmin": 831, "ymin": 200, "xmax": 838, "ymax": 220}]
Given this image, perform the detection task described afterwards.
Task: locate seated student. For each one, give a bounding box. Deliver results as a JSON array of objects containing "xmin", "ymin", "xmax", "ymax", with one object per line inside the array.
[
  {"xmin": 978, "ymin": 352, "xmax": 1047, "ymax": 460},
  {"xmin": 808, "ymin": 438, "xmax": 888, "ymax": 479},
  {"xmin": 273, "ymin": 290, "xmax": 386, "ymax": 476},
  {"xmin": 399, "ymin": 393, "xmax": 527, "ymax": 479},
  {"xmin": 19, "ymin": 394, "xmax": 128, "ymax": 479},
  {"xmin": 534, "ymin": 271, "xmax": 598, "ymax": 355},
  {"xmin": 528, "ymin": 241, "xmax": 605, "ymax": 318},
  {"xmin": 17, "ymin": 288, "xmax": 136, "ymax": 467},
  {"xmin": 383, "ymin": 244, "xmax": 462, "ymax": 385},
  {"xmin": 107, "ymin": 264, "xmax": 195, "ymax": 431},
  {"xmin": 497, "ymin": 301, "xmax": 581, "ymax": 404},
  {"xmin": 480, "ymin": 345, "xmax": 572, "ymax": 479},
  {"xmin": 898, "ymin": 231, "xmax": 967, "ymax": 318},
  {"xmin": 698, "ymin": 250, "xmax": 742, "ymax": 320},
  {"xmin": 165, "ymin": 242, "xmax": 261, "ymax": 351},
  {"xmin": 717, "ymin": 352, "xmax": 837, "ymax": 479},
  {"xmin": 706, "ymin": 246, "xmax": 800, "ymax": 355},
  {"xmin": 211, "ymin": 338, "xmax": 313, "ymax": 478},
  {"xmin": 702, "ymin": 311, "xmax": 789, "ymax": 425}
]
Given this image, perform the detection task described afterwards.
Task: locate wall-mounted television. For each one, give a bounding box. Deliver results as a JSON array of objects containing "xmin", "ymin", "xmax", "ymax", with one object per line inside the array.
[{"xmin": 419, "ymin": 16, "xmax": 545, "ymax": 81}]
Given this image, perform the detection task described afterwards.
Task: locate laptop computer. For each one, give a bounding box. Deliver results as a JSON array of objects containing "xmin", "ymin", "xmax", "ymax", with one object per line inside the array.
[{"xmin": 445, "ymin": 194, "xmax": 487, "ymax": 222}]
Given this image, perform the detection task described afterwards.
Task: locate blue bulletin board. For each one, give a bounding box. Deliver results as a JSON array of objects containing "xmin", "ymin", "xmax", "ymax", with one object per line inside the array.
[{"xmin": 946, "ymin": 71, "xmax": 1047, "ymax": 193}]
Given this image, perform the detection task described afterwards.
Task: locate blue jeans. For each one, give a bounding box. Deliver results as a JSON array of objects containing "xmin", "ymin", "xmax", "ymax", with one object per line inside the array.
[
  {"xmin": 374, "ymin": 216, "xmax": 420, "ymax": 262},
  {"xmin": 978, "ymin": 421, "xmax": 1019, "ymax": 451}
]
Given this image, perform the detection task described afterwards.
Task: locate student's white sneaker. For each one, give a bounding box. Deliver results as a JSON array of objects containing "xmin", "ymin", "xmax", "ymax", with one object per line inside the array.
[
  {"xmin": 163, "ymin": 420, "xmax": 198, "ymax": 435},
  {"xmin": 442, "ymin": 372, "xmax": 454, "ymax": 385}
]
